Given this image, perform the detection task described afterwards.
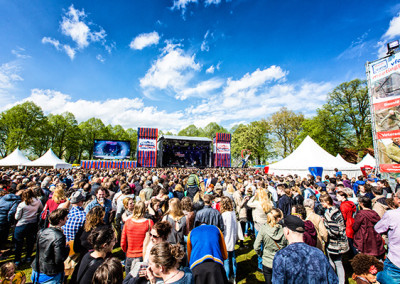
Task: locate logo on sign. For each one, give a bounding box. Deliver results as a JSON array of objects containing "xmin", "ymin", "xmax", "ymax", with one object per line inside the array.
[
  {"xmin": 372, "ymin": 60, "xmax": 388, "ymax": 74},
  {"xmin": 139, "ymin": 140, "xmax": 156, "ymax": 150}
]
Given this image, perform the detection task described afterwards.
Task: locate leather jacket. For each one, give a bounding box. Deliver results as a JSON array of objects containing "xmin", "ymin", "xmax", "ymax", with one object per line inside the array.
[
  {"xmin": 32, "ymin": 227, "xmax": 69, "ymax": 275},
  {"xmin": 194, "ymin": 205, "xmax": 225, "ymax": 233}
]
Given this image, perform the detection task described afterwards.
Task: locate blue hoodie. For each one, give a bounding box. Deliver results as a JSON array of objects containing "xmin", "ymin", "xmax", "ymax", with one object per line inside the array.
[{"xmin": 0, "ymin": 193, "xmax": 21, "ymax": 224}]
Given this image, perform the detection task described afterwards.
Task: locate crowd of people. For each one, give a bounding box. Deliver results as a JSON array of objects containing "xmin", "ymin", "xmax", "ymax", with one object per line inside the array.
[{"xmin": 0, "ymin": 167, "xmax": 399, "ymax": 284}]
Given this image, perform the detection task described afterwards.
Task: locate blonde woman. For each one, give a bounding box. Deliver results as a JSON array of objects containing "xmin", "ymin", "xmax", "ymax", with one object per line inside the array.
[
  {"xmin": 247, "ymin": 188, "xmax": 273, "ymax": 271},
  {"xmin": 220, "ymin": 196, "xmax": 238, "ymax": 283},
  {"xmin": 162, "ymin": 198, "xmax": 187, "ymax": 246},
  {"xmin": 254, "ymin": 208, "xmax": 287, "ymax": 284},
  {"xmin": 45, "ymin": 187, "xmax": 69, "ymax": 213},
  {"xmin": 121, "ymin": 201, "xmax": 153, "ymax": 273}
]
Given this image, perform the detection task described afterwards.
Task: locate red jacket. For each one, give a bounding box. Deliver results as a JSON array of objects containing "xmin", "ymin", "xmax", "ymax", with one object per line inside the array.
[
  {"xmin": 339, "ymin": 200, "xmax": 356, "ymax": 239},
  {"xmin": 352, "ymin": 209, "xmax": 385, "ymax": 257}
]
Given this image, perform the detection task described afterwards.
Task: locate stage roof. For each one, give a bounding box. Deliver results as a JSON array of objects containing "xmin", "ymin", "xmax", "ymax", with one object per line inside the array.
[{"xmin": 159, "ymin": 135, "xmax": 212, "ymax": 142}]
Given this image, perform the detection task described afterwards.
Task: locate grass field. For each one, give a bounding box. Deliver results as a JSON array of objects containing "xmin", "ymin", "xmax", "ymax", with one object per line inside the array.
[{"xmin": 0, "ymin": 236, "xmax": 357, "ymax": 283}]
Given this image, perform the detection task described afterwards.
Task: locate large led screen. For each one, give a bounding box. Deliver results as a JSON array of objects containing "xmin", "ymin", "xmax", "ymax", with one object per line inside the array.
[{"xmin": 93, "ymin": 140, "xmax": 131, "ymax": 159}]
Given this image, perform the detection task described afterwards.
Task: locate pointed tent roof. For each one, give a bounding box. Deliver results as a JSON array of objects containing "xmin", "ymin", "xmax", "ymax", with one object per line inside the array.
[
  {"xmin": 356, "ymin": 153, "xmax": 376, "ymax": 168},
  {"xmin": 25, "ymin": 149, "xmax": 71, "ymax": 169},
  {"xmin": 335, "ymin": 154, "xmax": 357, "ymax": 168},
  {"xmin": 0, "ymin": 148, "xmax": 31, "ymax": 166},
  {"xmin": 269, "ymin": 136, "xmax": 359, "ymax": 171}
]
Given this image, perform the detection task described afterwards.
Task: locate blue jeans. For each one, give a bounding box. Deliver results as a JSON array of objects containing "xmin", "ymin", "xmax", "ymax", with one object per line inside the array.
[
  {"xmin": 223, "ymin": 251, "xmax": 237, "ymax": 279},
  {"xmin": 14, "ymin": 222, "xmax": 38, "ymax": 262},
  {"xmin": 245, "ymin": 221, "xmax": 254, "ymax": 235},
  {"xmin": 255, "ymin": 229, "xmax": 262, "ymax": 270},
  {"xmin": 377, "ymin": 258, "xmax": 400, "ymax": 284}
]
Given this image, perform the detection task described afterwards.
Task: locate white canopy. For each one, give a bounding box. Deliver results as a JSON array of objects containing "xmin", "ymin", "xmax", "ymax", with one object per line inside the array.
[
  {"xmin": 335, "ymin": 154, "xmax": 358, "ymax": 168},
  {"xmin": 25, "ymin": 149, "xmax": 72, "ymax": 169},
  {"xmin": 356, "ymin": 153, "xmax": 376, "ymax": 168},
  {"xmin": 268, "ymin": 136, "xmax": 361, "ymax": 177},
  {"xmin": 0, "ymin": 148, "xmax": 31, "ymax": 167}
]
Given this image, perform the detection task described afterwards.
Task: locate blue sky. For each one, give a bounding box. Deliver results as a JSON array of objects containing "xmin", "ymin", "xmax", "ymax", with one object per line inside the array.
[{"xmin": 1, "ymin": 0, "xmax": 400, "ymax": 133}]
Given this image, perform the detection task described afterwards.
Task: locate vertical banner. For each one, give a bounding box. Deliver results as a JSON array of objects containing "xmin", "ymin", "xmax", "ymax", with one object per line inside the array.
[
  {"xmin": 137, "ymin": 128, "xmax": 158, "ymax": 167},
  {"xmin": 367, "ymin": 52, "xmax": 400, "ymax": 173},
  {"xmin": 214, "ymin": 133, "xmax": 232, "ymax": 167}
]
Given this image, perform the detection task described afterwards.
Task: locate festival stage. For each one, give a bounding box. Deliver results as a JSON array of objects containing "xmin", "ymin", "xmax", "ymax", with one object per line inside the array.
[{"xmin": 157, "ymin": 135, "xmax": 212, "ymax": 168}]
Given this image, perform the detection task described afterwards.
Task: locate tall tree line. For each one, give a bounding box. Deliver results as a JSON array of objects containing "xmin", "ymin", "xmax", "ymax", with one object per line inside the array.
[{"xmin": 0, "ymin": 79, "xmax": 373, "ymax": 164}]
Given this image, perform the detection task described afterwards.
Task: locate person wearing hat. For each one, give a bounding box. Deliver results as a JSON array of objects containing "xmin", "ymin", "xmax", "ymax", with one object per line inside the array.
[
  {"xmin": 272, "ymin": 215, "xmax": 338, "ymax": 284},
  {"xmin": 62, "ymin": 191, "xmax": 86, "ymax": 242}
]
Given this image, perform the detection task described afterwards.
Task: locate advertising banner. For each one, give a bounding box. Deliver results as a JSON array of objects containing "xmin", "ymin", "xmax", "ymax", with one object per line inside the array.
[
  {"xmin": 216, "ymin": 142, "xmax": 231, "ymax": 154},
  {"xmin": 367, "ymin": 52, "xmax": 400, "ymax": 172},
  {"xmin": 138, "ymin": 138, "xmax": 157, "ymax": 152}
]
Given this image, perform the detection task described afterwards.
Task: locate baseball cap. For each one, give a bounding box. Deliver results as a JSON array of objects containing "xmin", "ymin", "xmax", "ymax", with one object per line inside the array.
[{"xmin": 280, "ymin": 215, "xmax": 305, "ymax": 233}]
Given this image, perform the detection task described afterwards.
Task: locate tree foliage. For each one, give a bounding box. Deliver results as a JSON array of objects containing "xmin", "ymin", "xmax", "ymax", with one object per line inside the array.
[
  {"xmin": 231, "ymin": 120, "xmax": 271, "ymax": 165},
  {"xmin": 269, "ymin": 107, "xmax": 304, "ymax": 157}
]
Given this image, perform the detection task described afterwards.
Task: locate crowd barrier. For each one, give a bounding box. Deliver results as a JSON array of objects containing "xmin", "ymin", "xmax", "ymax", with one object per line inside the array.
[{"xmin": 80, "ymin": 160, "xmax": 137, "ymax": 169}]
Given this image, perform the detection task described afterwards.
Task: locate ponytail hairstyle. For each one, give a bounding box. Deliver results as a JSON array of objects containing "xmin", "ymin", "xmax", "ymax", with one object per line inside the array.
[
  {"xmin": 88, "ymin": 225, "xmax": 115, "ymax": 252},
  {"xmin": 150, "ymin": 242, "xmax": 185, "ymax": 272},
  {"xmin": 266, "ymin": 208, "xmax": 283, "ymax": 228}
]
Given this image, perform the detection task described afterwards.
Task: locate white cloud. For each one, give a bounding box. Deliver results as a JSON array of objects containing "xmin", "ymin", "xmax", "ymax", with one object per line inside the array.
[
  {"xmin": 42, "ymin": 37, "xmax": 77, "ymax": 60},
  {"xmin": 206, "ymin": 65, "xmax": 215, "ymax": 74},
  {"xmin": 96, "ymin": 54, "xmax": 105, "ymax": 63},
  {"xmin": 201, "ymin": 30, "xmax": 210, "ymax": 52},
  {"xmin": 42, "ymin": 5, "xmax": 108, "ymax": 59},
  {"xmin": 140, "ymin": 43, "xmax": 201, "ymax": 94},
  {"xmin": 223, "ymin": 66, "xmax": 287, "ymax": 96},
  {"xmin": 172, "ymin": 0, "xmax": 198, "ymax": 11},
  {"xmin": 176, "ymin": 78, "xmax": 224, "ymax": 100},
  {"xmin": 130, "ymin": 32, "xmax": 160, "ymax": 50},
  {"xmin": 6, "ymin": 89, "xmax": 189, "ymax": 132},
  {"xmin": 205, "ymin": 0, "xmax": 221, "ymax": 6},
  {"xmin": 11, "ymin": 47, "xmax": 30, "ymax": 59},
  {"xmin": 0, "ymin": 62, "xmax": 22, "ymax": 105},
  {"xmin": 60, "ymin": 5, "xmax": 107, "ymax": 49},
  {"xmin": 378, "ymin": 13, "xmax": 400, "ymax": 57}
]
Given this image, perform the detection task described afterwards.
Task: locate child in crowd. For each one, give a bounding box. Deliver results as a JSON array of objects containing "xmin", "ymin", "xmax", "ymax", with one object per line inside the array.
[{"xmin": 0, "ymin": 262, "xmax": 26, "ymax": 284}]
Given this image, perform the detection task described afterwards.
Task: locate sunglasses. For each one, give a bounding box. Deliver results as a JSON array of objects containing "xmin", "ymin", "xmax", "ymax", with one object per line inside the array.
[{"xmin": 150, "ymin": 233, "xmax": 160, "ymax": 239}]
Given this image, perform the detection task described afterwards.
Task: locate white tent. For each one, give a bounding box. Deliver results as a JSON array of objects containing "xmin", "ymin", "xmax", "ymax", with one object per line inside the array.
[
  {"xmin": 356, "ymin": 153, "xmax": 376, "ymax": 168},
  {"xmin": 268, "ymin": 136, "xmax": 361, "ymax": 177},
  {"xmin": 335, "ymin": 154, "xmax": 358, "ymax": 168},
  {"xmin": 25, "ymin": 149, "xmax": 72, "ymax": 169},
  {"xmin": 0, "ymin": 148, "xmax": 31, "ymax": 167}
]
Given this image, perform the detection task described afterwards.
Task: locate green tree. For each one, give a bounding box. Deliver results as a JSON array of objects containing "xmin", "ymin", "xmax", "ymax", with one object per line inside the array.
[
  {"xmin": 47, "ymin": 112, "xmax": 81, "ymax": 159},
  {"xmin": 0, "ymin": 102, "xmax": 46, "ymax": 156},
  {"xmin": 78, "ymin": 118, "xmax": 106, "ymax": 159},
  {"xmin": 269, "ymin": 107, "xmax": 304, "ymax": 157},
  {"xmin": 231, "ymin": 120, "xmax": 272, "ymax": 165},
  {"xmin": 325, "ymin": 79, "xmax": 372, "ymax": 151},
  {"xmin": 178, "ymin": 125, "xmax": 204, "ymax": 137},
  {"xmin": 202, "ymin": 122, "xmax": 229, "ymax": 139}
]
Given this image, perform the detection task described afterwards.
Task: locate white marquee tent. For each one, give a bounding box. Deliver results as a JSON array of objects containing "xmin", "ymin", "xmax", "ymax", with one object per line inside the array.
[
  {"xmin": 24, "ymin": 149, "xmax": 72, "ymax": 169},
  {"xmin": 0, "ymin": 148, "xmax": 31, "ymax": 167},
  {"xmin": 335, "ymin": 154, "xmax": 358, "ymax": 168},
  {"xmin": 268, "ymin": 136, "xmax": 361, "ymax": 177},
  {"xmin": 356, "ymin": 153, "xmax": 377, "ymax": 168}
]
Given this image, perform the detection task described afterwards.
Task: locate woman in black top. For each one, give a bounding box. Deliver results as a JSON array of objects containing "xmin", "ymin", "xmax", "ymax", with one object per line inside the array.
[{"xmin": 76, "ymin": 225, "xmax": 116, "ymax": 284}]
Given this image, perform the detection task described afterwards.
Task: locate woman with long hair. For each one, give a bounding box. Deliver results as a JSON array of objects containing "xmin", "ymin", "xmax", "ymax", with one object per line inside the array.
[
  {"xmin": 220, "ymin": 196, "xmax": 238, "ymax": 283},
  {"xmin": 336, "ymin": 191, "xmax": 357, "ymax": 255},
  {"xmin": 247, "ymin": 187, "xmax": 273, "ymax": 271},
  {"xmin": 121, "ymin": 201, "xmax": 154, "ymax": 274},
  {"xmin": 74, "ymin": 206, "xmax": 106, "ymax": 255},
  {"xmin": 254, "ymin": 208, "xmax": 287, "ymax": 284},
  {"xmin": 145, "ymin": 243, "xmax": 192, "ymax": 284},
  {"xmin": 320, "ymin": 194, "xmax": 349, "ymax": 284},
  {"xmin": 181, "ymin": 197, "xmax": 195, "ymax": 234},
  {"xmin": 14, "ymin": 188, "xmax": 43, "ymax": 265},
  {"xmin": 162, "ymin": 198, "xmax": 187, "ymax": 246},
  {"xmin": 44, "ymin": 187, "xmax": 69, "ymax": 213}
]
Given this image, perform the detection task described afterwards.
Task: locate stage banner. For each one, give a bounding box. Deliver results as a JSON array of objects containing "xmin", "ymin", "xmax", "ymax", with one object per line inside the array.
[
  {"xmin": 367, "ymin": 52, "xmax": 400, "ymax": 173},
  {"xmin": 214, "ymin": 133, "xmax": 232, "ymax": 167},
  {"xmin": 137, "ymin": 128, "xmax": 158, "ymax": 167}
]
